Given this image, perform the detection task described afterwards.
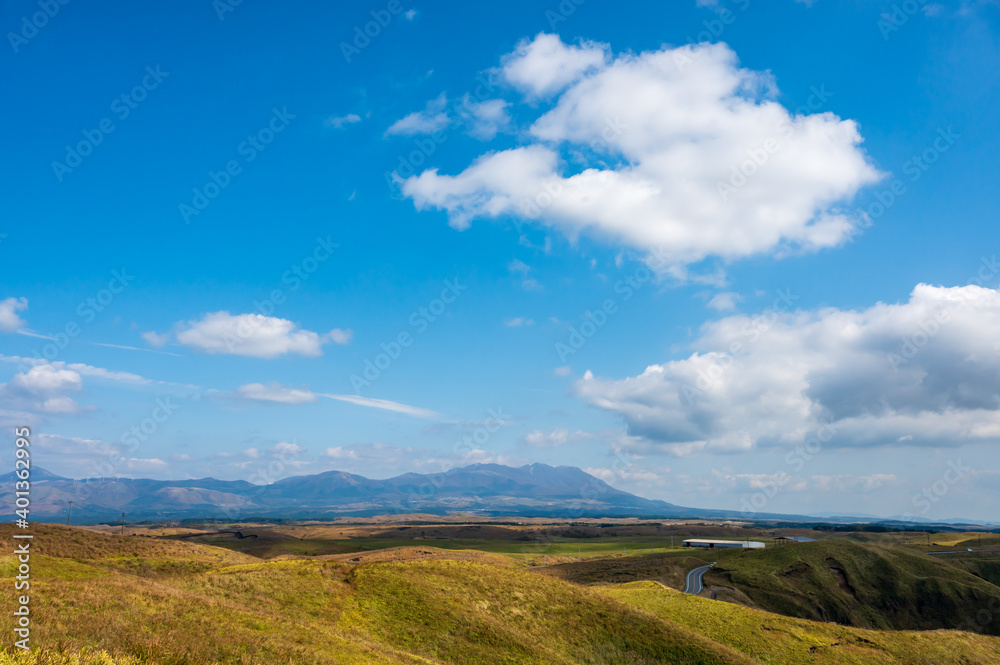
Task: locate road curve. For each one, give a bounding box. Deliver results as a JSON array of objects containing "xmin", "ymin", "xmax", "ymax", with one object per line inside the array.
[{"xmin": 684, "ymin": 562, "xmax": 714, "ymax": 595}]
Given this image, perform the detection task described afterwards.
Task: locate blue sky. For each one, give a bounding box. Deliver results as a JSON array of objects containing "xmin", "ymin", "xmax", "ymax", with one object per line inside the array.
[{"xmin": 2, "ymin": 0, "xmax": 999, "ymax": 521}]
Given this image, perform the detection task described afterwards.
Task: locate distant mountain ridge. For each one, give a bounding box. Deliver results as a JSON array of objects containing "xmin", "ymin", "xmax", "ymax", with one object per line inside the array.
[
  {"xmin": 2, "ymin": 463, "xmax": 706, "ymax": 522},
  {"xmin": 3, "ymin": 463, "xmax": 988, "ymax": 525},
  {"xmin": 5, "ymin": 463, "xmax": 703, "ymax": 522}
]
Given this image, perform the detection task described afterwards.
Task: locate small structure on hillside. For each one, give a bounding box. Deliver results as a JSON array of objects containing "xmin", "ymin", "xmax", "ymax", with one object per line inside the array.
[
  {"xmin": 774, "ymin": 536, "xmax": 816, "ymax": 545},
  {"xmin": 682, "ymin": 538, "xmax": 764, "ymax": 549}
]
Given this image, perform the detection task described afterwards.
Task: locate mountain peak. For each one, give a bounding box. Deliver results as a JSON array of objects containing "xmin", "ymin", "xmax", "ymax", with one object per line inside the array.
[{"xmin": 1, "ymin": 466, "xmax": 67, "ymax": 482}]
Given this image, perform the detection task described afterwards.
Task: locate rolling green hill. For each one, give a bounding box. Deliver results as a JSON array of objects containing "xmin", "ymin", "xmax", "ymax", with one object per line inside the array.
[
  {"xmin": 947, "ymin": 555, "xmax": 1000, "ymax": 588},
  {"xmin": 703, "ymin": 538, "xmax": 1000, "ymax": 635},
  {"xmin": 2, "ymin": 525, "xmax": 1000, "ymax": 664},
  {"xmin": 535, "ymin": 548, "xmax": 729, "ymax": 590},
  {"xmin": 603, "ymin": 581, "xmax": 1000, "ymax": 665}
]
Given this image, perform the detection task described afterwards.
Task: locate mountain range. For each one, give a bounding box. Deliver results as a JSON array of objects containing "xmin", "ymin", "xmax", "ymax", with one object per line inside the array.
[
  {"xmin": 4, "ymin": 463, "xmax": 991, "ymax": 525},
  {"xmin": 2, "ymin": 463, "xmax": 757, "ymax": 522}
]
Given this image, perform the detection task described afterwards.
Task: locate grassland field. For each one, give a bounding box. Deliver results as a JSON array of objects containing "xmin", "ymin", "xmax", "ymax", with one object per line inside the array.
[
  {"xmin": 112, "ymin": 520, "xmax": 986, "ymax": 560},
  {"xmin": 2, "ymin": 520, "xmax": 999, "ymax": 664}
]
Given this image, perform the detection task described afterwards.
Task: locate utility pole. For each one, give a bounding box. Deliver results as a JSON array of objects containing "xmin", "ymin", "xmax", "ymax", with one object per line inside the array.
[
  {"xmin": 66, "ymin": 501, "xmax": 73, "ymax": 525},
  {"xmin": 121, "ymin": 512, "xmax": 126, "ymax": 536}
]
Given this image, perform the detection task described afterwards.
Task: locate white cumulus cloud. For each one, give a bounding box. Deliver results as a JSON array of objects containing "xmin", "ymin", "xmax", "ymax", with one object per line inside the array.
[
  {"xmin": 0, "ymin": 297, "xmax": 28, "ymax": 332},
  {"xmin": 271, "ymin": 441, "xmax": 305, "ymax": 457},
  {"xmin": 500, "ymin": 33, "xmax": 608, "ymax": 97},
  {"xmin": 149, "ymin": 312, "xmax": 346, "ymax": 358},
  {"xmin": 576, "ymin": 283, "xmax": 1000, "ymax": 454},
  {"xmin": 0, "ymin": 364, "xmax": 85, "ymax": 415},
  {"xmin": 401, "ymin": 34, "xmax": 882, "ymax": 270},
  {"xmin": 11, "ymin": 364, "xmax": 83, "ymax": 395}
]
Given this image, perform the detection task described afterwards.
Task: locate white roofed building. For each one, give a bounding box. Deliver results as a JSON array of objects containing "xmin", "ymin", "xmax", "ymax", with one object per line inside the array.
[{"xmin": 682, "ymin": 538, "xmax": 765, "ymax": 549}]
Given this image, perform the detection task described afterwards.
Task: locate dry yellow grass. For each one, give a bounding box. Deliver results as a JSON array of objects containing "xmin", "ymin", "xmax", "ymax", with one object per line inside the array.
[{"xmin": 2, "ymin": 524, "xmax": 998, "ymax": 664}]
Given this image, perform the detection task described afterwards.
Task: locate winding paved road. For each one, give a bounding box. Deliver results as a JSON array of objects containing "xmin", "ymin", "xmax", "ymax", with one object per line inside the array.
[{"xmin": 684, "ymin": 562, "xmax": 714, "ymax": 595}]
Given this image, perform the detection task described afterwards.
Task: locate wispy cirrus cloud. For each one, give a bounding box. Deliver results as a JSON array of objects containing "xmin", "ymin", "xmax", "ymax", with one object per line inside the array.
[
  {"xmin": 462, "ymin": 97, "xmax": 511, "ymax": 140},
  {"xmin": 233, "ymin": 382, "xmax": 318, "ymax": 404},
  {"xmin": 326, "ymin": 113, "xmax": 362, "ymax": 129},
  {"xmin": 386, "ymin": 93, "xmax": 451, "ymax": 136},
  {"xmin": 707, "ymin": 292, "xmax": 742, "ymax": 312},
  {"xmin": 228, "ymin": 381, "xmax": 442, "ymax": 420},
  {"xmin": 521, "ymin": 427, "xmax": 595, "ymax": 448},
  {"xmin": 89, "ymin": 342, "xmax": 183, "ymax": 357},
  {"xmin": 318, "ymin": 392, "xmax": 443, "ymax": 420}
]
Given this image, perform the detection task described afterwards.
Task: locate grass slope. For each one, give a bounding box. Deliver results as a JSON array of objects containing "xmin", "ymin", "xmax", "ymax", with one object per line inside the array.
[
  {"xmin": 2, "ymin": 525, "xmax": 999, "ymax": 664},
  {"xmin": 535, "ymin": 549, "xmax": 733, "ymax": 591},
  {"xmin": 602, "ymin": 581, "xmax": 1000, "ymax": 665},
  {"xmin": 338, "ymin": 558, "xmax": 754, "ymax": 664},
  {"xmin": 705, "ymin": 538, "xmax": 1000, "ymax": 635},
  {"xmin": 181, "ymin": 528, "xmax": 690, "ymax": 564}
]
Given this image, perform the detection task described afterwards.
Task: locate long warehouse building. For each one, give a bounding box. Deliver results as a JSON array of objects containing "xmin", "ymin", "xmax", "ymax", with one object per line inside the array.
[{"xmin": 682, "ymin": 539, "xmax": 765, "ymax": 549}]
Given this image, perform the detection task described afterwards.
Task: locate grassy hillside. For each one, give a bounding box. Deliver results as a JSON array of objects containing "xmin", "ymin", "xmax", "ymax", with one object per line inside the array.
[
  {"xmin": 2, "ymin": 525, "xmax": 999, "ymax": 664},
  {"xmin": 338, "ymin": 558, "xmax": 755, "ymax": 664},
  {"xmin": 603, "ymin": 581, "xmax": 1000, "ymax": 665},
  {"xmin": 704, "ymin": 538, "xmax": 1000, "ymax": 635},
  {"xmin": 536, "ymin": 548, "xmax": 737, "ymax": 590},
  {"xmin": 176, "ymin": 525, "xmax": 702, "ymax": 564},
  {"xmin": 909, "ymin": 532, "xmax": 1000, "ymax": 549},
  {"xmin": 945, "ymin": 554, "xmax": 1000, "ymax": 588}
]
